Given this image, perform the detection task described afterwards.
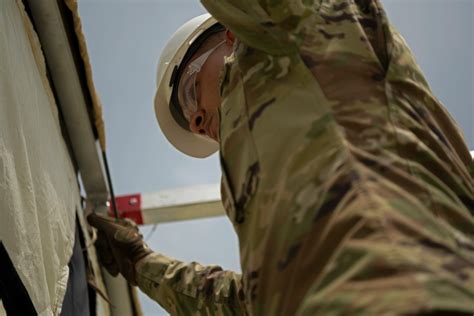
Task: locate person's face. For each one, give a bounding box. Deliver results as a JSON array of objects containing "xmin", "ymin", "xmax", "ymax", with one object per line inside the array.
[{"xmin": 178, "ymin": 32, "xmax": 233, "ymax": 142}]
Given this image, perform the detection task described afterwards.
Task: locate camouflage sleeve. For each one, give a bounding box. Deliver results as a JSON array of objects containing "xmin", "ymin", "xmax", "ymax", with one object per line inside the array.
[
  {"xmin": 200, "ymin": 0, "xmax": 323, "ymax": 55},
  {"xmin": 135, "ymin": 252, "xmax": 246, "ymax": 315}
]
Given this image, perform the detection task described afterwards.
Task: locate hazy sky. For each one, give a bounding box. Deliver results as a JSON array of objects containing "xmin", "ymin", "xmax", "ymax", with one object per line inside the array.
[{"xmin": 78, "ymin": 1, "xmax": 473, "ymax": 314}]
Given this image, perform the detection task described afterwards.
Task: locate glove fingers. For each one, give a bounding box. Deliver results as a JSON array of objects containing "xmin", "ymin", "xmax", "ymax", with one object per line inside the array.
[
  {"xmin": 95, "ymin": 230, "xmax": 120, "ymax": 276},
  {"xmin": 87, "ymin": 213, "xmax": 118, "ymax": 232},
  {"xmin": 115, "ymin": 257, "xmax": 138, "ymax": 286},
  {"xmin": 88, "ymin": 213, "xmax": 139, "ymax": 235},
  {"xmin": 104, "ymin": 262, "xmax": 120, "ymax": 277},
  {"xmin": 120, "ymin": 218, "xmax": 139, "ymax": 231},
  {"xmin": 95, "ymin": 230, "xmax": 115, "ymax": 263}
]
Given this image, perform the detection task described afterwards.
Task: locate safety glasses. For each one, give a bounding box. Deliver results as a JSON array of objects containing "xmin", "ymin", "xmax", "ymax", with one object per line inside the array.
[{"xmin": 178, "ymin": 40, "xmax": 225, "ymax": 121}]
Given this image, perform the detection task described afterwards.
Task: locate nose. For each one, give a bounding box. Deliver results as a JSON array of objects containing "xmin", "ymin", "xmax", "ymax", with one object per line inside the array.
[{"xmin": 189, "ymin": 110, "xmax": 207, "ymax": 136}]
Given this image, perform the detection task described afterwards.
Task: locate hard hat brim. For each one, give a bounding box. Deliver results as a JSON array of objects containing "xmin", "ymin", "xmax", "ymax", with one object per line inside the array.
[{"xmin": 155, "ymin": 84, "xmax": 219, "ymax": 158}]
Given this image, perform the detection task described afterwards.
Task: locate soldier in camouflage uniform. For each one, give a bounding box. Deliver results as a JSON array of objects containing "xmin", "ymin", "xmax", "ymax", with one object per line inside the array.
[{"xmin": 88, "ymin": 0, "xmax": 474, "ymax": 315}]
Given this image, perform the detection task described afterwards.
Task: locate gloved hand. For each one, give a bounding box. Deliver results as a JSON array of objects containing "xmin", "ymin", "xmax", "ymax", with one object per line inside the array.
[{"xmin": 87, "ymin": 213, "xmax": 153, "ymax": 285}]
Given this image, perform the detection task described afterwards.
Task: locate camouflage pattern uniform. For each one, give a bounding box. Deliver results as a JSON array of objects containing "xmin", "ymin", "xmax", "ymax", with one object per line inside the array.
[{"xmin": 137, "ymin": 0, "xmax": 474, "ymax": 315}]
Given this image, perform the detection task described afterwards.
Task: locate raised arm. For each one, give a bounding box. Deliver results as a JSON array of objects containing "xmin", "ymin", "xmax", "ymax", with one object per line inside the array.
[
  {"xmin": 200, "ymin": 0, "xmax": 323, "ymax": 55},
  {"xmin": 202, "ymin": 0, "xmax": 390, "ymax": 68}
]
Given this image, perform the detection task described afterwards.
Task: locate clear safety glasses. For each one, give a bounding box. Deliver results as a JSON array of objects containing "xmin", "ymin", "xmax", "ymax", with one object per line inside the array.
[{"xmin": 178, "ymin": 40, "xmax": 225, "ymax": 121}]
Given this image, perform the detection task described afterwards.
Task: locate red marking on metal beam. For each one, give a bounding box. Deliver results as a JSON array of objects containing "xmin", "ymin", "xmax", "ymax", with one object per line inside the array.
[{"xmin": 108, "ymin": 193, "xmax": 143, "ymax": 225}]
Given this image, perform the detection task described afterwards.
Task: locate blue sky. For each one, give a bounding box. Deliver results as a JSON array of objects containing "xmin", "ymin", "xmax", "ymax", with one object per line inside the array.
[{"xmin": 78, "ymin": 1, "xmax": 473, "ymax": 314}]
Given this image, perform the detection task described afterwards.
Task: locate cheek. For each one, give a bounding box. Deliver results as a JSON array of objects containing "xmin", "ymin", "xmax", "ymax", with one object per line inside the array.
[
  {"xmin": 201, "ymin": 54, "xmax": 224, "ymax": 111},
  {"xmin": 200, "ymin": 61, "xmax": 223, "ymax": 112}
]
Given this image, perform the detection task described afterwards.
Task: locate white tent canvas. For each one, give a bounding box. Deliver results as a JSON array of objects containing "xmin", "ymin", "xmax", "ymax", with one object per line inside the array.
[{"xmin": 0, "ymin": 0, "xmax": 80, "ymax": 313}]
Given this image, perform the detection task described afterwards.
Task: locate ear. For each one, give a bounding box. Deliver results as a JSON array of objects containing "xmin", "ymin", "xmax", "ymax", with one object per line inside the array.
[{"xmin": 225, "ymin": 30, "xmax": 235, "ymax": 45}]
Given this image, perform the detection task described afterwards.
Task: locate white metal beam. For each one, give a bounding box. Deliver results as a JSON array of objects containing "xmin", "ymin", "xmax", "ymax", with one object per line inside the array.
[
  {"xmin": 113, "ymin": 184, "xmax": 225, "ymax": 225},
  {"xmin": 26, "ymin": 0, "xmax": 109, "ymax": 206},
  {"xmin": 140, "ymin": 184, "xmax": 225, "ymax": 224},
  {"xmin": 142, "ymin": 200, "xmax": 224, "ymax": 224}
]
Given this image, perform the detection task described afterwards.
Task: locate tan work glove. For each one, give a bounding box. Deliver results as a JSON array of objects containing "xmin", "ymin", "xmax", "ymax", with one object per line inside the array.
[{"xmin": 87, "ymin": 213, "xmax": 153, "ymax": 285}]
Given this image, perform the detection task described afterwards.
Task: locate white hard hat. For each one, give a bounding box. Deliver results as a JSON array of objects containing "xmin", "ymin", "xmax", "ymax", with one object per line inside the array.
[{"xmin": 154, "ymin": 14, "xmax": 222, "ymax": 158}]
